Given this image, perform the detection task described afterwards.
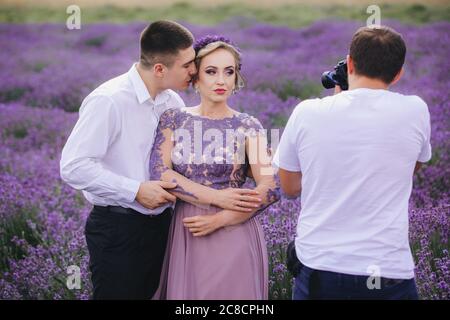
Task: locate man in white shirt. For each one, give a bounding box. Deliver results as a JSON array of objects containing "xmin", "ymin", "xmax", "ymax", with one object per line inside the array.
[
  {"xmin": 60, "ymin": 21, "xmax": 197, "ymax": 299},
  {"xmin": 273, "ymin": 26, "xmax": 432, "ymax": 299}
]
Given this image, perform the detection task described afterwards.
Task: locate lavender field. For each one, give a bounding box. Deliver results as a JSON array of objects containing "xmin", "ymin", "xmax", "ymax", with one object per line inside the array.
[{"xmin": 0, "ymin": 18, "xmax": 449, "ymax": 299}]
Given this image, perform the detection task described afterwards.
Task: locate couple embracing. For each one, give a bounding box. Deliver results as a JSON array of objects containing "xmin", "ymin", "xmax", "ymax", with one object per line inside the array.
[{"xmin": 60, "ymin": 20, "xmax": 279, "ymax": 300}]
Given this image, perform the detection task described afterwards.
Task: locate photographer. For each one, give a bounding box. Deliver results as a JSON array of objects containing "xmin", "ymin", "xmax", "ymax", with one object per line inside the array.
[{"xmin": 273, "ymin": 26, "xmax": 431, "ymax": 299}]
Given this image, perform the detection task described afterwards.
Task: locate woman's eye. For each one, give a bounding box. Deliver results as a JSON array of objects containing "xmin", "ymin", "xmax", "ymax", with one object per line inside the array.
[
  {"xmin": 226, "ymin": 70, "xmax": 235, "ymax": 76},
  {"xmin": 205, "ymin": 70, "xmax": 216, "ymax": 75}
]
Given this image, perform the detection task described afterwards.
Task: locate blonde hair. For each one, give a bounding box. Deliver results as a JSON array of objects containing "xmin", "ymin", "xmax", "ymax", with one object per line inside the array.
[{"xmin": 193, "ymin": 41, "xmax": 245, "ymax": 91}]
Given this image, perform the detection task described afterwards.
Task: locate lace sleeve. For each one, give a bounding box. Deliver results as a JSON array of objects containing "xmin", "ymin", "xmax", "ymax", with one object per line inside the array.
[{"xmin": 149, "ymin": 108, "xmax": 179, "ymax": 180}]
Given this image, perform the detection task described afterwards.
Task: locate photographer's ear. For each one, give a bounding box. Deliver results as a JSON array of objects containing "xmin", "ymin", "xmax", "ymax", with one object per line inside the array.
[
  {"xmin": 390, "ymin": 68, "xmax": 404, "ymax": 86},
  {"xmin": 346, "ymin": 54, "xmax": 355, "ymax": 75}
]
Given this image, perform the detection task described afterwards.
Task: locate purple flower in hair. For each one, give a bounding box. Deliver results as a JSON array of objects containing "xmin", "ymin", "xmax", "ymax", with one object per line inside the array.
[
  {"xmin": 194, "ymin": 35, "xmax": 240, "ymax": 53},
  {"xmin": 194, "ymin": 35, "xmax": 242, "ymax": 70}
]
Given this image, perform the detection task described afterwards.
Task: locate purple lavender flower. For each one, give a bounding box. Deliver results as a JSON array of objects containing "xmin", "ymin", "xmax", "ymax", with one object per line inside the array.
[{"xmin": 0, "ymin": 19, "xmax": 448, "ymax": 300}]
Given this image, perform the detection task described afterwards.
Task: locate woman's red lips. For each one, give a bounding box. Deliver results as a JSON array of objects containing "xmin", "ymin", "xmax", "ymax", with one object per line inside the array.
[{"xmin": 214, "ymin": 89, "xmax": 226, "ymax": 94}]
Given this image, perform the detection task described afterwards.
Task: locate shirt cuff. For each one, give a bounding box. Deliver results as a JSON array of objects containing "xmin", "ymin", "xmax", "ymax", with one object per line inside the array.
[{"xmin": 121, "ymin": 177, "xmax": 141, "ymax": 203}]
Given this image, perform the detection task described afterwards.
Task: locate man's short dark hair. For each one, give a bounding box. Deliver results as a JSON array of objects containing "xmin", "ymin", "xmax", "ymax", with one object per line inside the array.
[
  {"xmin": 350, "ymin": 26, "xmax": 406, "ymax": 84},
  {"xmin": 140, "ymin": 20, "xmax": 194, "ymax": 68}
]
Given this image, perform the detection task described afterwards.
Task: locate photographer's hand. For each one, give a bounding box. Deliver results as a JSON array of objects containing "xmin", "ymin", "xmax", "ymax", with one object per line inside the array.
[{"xmin": 334, "ymin": 85, "xmax": 342, "ymax": 94}]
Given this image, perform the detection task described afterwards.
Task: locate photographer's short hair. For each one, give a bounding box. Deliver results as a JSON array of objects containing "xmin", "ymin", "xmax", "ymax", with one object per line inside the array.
[
  {"xmin": 350, "ymin": 26, "xmax": 406, "ymax": 84},
  {"xmin": 140, "ymin": 20, "xmax": 194, "ymax": 68}
]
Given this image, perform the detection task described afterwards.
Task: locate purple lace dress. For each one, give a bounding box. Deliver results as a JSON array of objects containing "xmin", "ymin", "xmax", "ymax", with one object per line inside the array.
[{"xmin": 150, "ymin": 108, "xmax": 272, "ymax": 300}]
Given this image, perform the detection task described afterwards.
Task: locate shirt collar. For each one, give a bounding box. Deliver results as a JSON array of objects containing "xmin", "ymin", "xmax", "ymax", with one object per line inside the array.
[{"xmin": 128, "ymin": 63, "xmax": 171, "ymax": 106}]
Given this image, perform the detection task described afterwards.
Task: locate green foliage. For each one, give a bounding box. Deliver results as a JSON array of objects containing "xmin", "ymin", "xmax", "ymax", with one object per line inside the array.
[
  {"xmin": 0, "ymin": 3, "xmax": 448, "ymax": 25},
  {"xmin": 0, "ymin": 207, "xmax": 42, "ymax": 272}
]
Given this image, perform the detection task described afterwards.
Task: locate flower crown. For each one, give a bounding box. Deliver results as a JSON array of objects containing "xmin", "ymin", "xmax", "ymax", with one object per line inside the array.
[{"xmin": 194, "ymin": 35, "xmax": 242, "ymax": 70}]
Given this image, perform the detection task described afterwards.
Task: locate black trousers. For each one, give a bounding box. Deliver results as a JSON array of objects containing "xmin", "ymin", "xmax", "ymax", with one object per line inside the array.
[{"xmin": 85, "ymin": 205, "xmax": 172, "ymax": 300}]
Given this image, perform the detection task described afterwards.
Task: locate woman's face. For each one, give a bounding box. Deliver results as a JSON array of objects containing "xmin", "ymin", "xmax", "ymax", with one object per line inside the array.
[{"xmin": 195, "ymin": 48, "xmax": 237, "ymax": 103}]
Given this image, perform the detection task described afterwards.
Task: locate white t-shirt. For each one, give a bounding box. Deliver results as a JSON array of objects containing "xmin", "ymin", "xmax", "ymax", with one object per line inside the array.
[{"xmin": 273, "ymin": 88, "xmax": 432, "ymax": 279}]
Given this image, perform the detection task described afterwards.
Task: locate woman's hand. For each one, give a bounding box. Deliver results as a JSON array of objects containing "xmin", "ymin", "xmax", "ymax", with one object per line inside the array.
[
  {"xmin": 212, "ymin": 188, "xmax": 262, "ymax": 212},
  {"xmin": 183, "ymin": 210, "xmax": 254, "ymax": 237},
  {"xmin": 183, "ymin": 213, "xmax": 223, "ymax": 237}
]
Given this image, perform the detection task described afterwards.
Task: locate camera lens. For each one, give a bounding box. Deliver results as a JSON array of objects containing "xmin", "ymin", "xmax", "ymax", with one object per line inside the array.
[{"xmin": 321, "ymin": 71, "xmax": 336, "ymax": 89}]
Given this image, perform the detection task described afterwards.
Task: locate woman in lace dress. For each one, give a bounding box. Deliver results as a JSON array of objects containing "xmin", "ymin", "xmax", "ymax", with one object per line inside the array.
[{"xmin": 150, "ymin": 36, "xmax": 280, "ymax": 299}]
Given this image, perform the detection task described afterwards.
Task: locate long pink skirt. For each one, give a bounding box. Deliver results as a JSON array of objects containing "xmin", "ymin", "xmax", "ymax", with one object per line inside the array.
[{"xmin": 154, "ymin": 201, "xmax": 268, "ymax": 300}]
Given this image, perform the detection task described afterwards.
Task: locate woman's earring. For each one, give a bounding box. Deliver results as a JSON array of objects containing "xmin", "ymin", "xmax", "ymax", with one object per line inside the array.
[
  {"xmin": 232, "ymin": 88, "xmax": 237, "ymax": 95},
  {"xmin": 195, "ymin": 87, "xmax": 199, "ymax": 94}
]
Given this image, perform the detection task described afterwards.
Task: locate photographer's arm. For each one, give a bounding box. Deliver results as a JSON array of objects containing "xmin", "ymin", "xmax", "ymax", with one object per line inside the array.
[
  {"xmin": 279, "ymin": 168, "xmax": 302, "ymax": 198},
  {"xmin": 414, "ymin": 162, "xmax": 422, "ymax": 174}
]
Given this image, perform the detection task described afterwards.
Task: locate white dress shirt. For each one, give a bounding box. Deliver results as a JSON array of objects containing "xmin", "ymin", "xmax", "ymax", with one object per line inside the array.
[{"xmin": 60, "ymin": 63, "xmax": 185, "ymax": 215}]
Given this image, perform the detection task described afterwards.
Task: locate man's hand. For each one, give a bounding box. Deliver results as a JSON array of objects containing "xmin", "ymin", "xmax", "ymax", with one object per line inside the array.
[
  {"xmin": 212, "ymin": 188, "xmax": 262, "ymax": 212},
  {"xmin": 135, "ymin": 181, "xmax": 177, "ymax": 209},
  {"xmin": 334, "ymin": 85, "xmax": 342, "ymax": 95}
]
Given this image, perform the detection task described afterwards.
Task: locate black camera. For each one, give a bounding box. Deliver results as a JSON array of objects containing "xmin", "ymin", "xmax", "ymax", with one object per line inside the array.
[
  {"xmin": 321, "ymin": 59, "xmax": 348, "ymax": 91},
  {"xmin": 286, "ymin": 240, "xmax": 301, "ymax": 278}
]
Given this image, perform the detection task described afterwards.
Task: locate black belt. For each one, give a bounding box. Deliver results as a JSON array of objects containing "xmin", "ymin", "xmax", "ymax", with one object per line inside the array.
[
  {"xmin": 93, "ymin": 205, "xmax": 171, "ymax": 217},
  {"xmin": 381, "ymin": 278, "xmax": 408, "ymax": 287}
]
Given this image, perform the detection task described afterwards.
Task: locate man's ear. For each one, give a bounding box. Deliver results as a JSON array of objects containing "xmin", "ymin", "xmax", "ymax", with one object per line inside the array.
[
  {"xmin": 346, "ymin": 54, "xmax": 355, "ymax": 75},
  {"xmin": 389, "ymin": 68, "xmax": 404, "ymax": 86},
  {"xmin": 153, "ymin": 63, "xmax": 165, "ymax": 78}
]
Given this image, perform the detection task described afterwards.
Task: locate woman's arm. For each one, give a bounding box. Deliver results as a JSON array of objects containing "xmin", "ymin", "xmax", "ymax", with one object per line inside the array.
[
  {"xmin": 183, "ymin": 125, "xmax": 281, "ymax": 236},
  {"xmin": 150, "ymin": 118, "xmax": 262, "ymax": 211}
]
